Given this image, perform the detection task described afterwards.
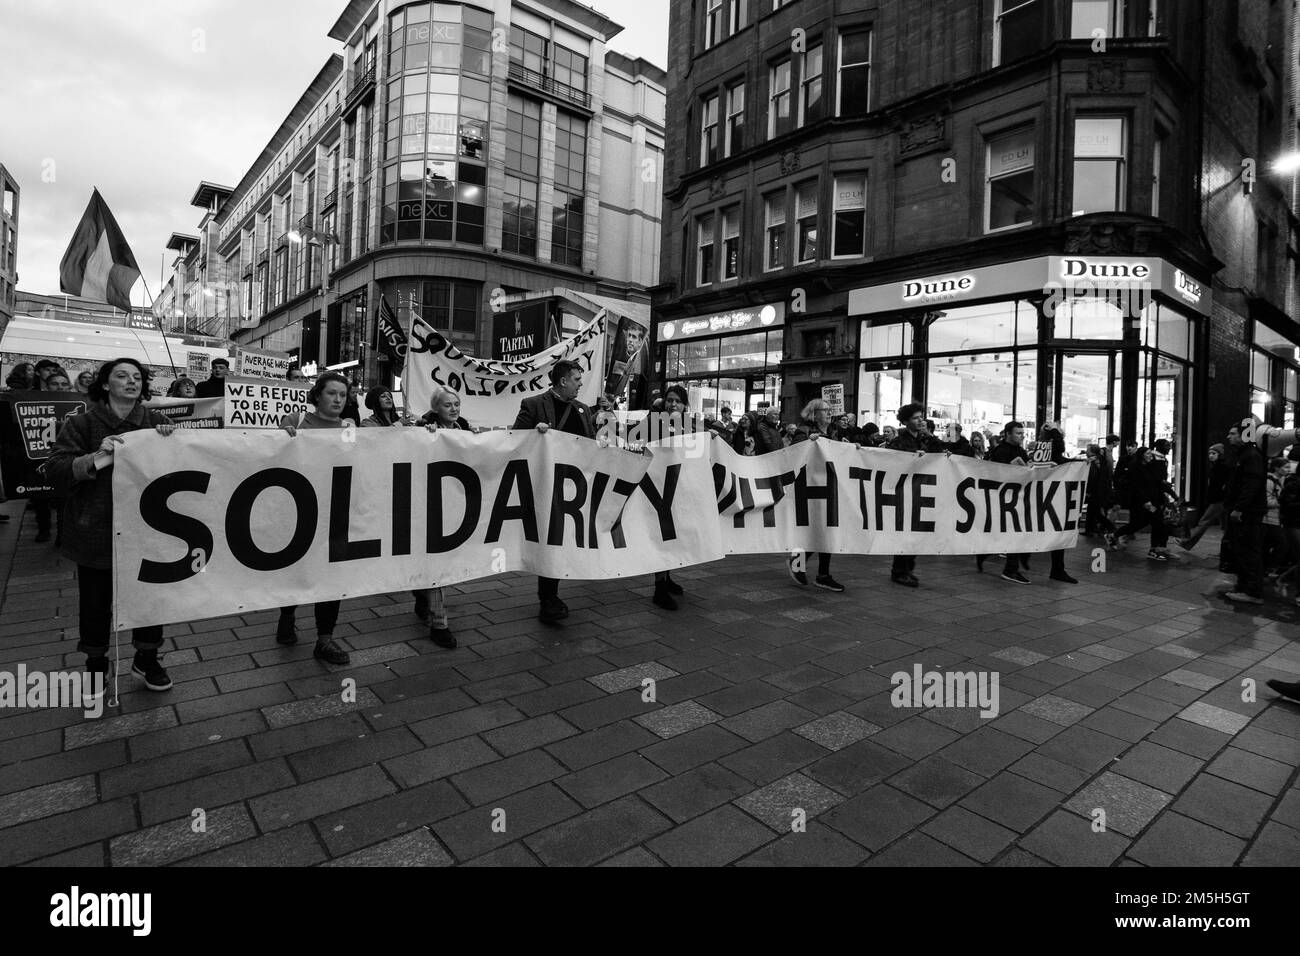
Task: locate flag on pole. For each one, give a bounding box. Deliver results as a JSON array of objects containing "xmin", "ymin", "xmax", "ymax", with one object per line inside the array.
[
  {"xmin": 59, "ymin": 189, "xmax": 142, "ymax": 311},
  {"xmin": 376, "ymin": 295, "xmax": 407, "ymax": 369}
]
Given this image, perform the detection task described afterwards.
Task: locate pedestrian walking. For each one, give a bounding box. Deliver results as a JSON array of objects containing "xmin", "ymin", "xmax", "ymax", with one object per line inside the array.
[
  {"xmin": 513, "ymin": 359, "xmax": 595, "ymax": 624},
  {"xmin": 46, "ymin": 357, "xmax": 178, "ymax": 693},
  {"xmin": 1222, "ymin": 417, "xmax": 1267, "ymax": 605},
  {"xmin": 1084, "ymin": 444, "xmax": 1119, "ymax": 542},
  {"xmin": 275, "ymin": 372, "xmax": 355, "ymax": 664},
  {"xmin": 786, "ymin": 398, "xmax": 846, "ymax": 593},
  {"xmin": 1177, "ymin": 443, "xmax": 1228, "ymax": 550},
  {"xmin": 1113, "ymin": 445, "xmax": 1177, "ymax": 561}
]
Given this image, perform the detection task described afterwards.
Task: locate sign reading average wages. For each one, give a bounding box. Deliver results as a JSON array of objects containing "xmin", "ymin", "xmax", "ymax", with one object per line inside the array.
[{"xmin": 112, "ymin": 432, "xmax": 1088, "ymax": 629}]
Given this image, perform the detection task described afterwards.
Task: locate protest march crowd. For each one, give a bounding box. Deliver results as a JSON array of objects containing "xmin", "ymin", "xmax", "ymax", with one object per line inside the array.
[{"xmin": 0, "ymin": 353, "xmax": 1295, "ymax": 707}]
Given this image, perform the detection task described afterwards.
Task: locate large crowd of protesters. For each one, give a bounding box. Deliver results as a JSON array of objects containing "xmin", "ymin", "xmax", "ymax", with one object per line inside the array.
[{"xmin": 1, "ymin": 354, "xmax": 1295, "ymax": 705}]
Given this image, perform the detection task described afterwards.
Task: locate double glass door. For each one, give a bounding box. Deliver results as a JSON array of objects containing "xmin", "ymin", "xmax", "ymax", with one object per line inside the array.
[{"xmin": 1049, "ymin": 350, "xmax": 1119, "ymax": 456}]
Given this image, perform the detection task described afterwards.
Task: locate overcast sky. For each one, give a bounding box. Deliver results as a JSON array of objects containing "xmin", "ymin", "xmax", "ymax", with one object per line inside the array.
[{"xmin": 0, "ymin": 0, "xmax": 669, "ymax": 305}]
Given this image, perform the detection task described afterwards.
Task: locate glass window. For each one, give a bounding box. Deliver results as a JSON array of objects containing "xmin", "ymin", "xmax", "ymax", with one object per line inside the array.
[
  {"xmin": 986, "ymin": 127, "xmax": 1035, "ymax": 231},
  {"xmin": 1014, "ymin": 351, "xmax": 1038, "ymax": 433},
  {"xmin": 668, "ymin": 338, "xmax": 721, "ymax": 376},
  {"xmin": 801, "ymin": 45, "xmax": 824, "ymax": 125},
  {"xmin": 697, "ymin": 213, "xmax": 716, "ymax": 286},
  {"xmin": 858, "ymin": 363, "xmax": 914, "ymax": 427},
  {"xmin": 796, "ymin": 182, "xmax": 818, "ymax": 263},
  {"xmin": 554, "ymin": 112, "xmax": 587, "ymax": 192},
  {"xmin": 721, "ymin": 331, "xmax": 770, "ymax": 371},
  {"xmin": 1053, "ymin": 297, "xmax": 1125, "ymax": 340},
  {"xmin": 509, "ymin": 25, "xmax": 547, "ymax": 76},
  {"xmin": 552, "ymin": 45, "xmax": 588, "ymax": 95},
  {"xmin": 1151, "ymin": 130, "xmax": 1163, "ymax": 216},
  {"xmin": 502, "ymin": 176, "xmax": 537, "ymax": 256},
  {"xmin": 506, "ymin": 94, "xmax": 541, "ymax": 176},
  {"xmin": 765, "ymin": 192, "xmax": 786, "ymax": 271},
  {"xmin": 1072, "ymin": 117, "xmax": 1126, "ymax": 215},
  {"xmin": 725, "ymin": 83, "xmax": 745, "ymax": 156},
  {"xmin": 1071, "ymin": 0, "xmax": 1122, "ymax": 39},
  {"xmin": 769, "ymin": 60, "xmax": 793, "ymax": 139},
  {"xmin": 927, "ymin": 301, "xmax": 1017, "ymax": 352},
  {"xmin": 1154, "ymin": 304, "xmax": 1189, "ymax": 360},
  {"xmin": 705, "ymin": 0, "xmax": 723, "ymax": 48},
  {"xmin": 927, "ymin": 353, "xmax": 1023, "ymax": 440},
  {"xmin": 701, "ymin": 95, "xmax": 720, "ymax": 166},
  {"xmin": 994, "ymin": 0, "xmax": 1043, "ymax": 66},
  {"xmin": 729, "ymin": 0, "xmax": 749, "ymax": 35},
  {"xmin": 1251, "ymin": 349, "xmax": 1271, "ymax": 390},
  {"xmin": 860, "ymin": 320, "xmax": 913, "ymax": 359},
  {"xmin": 832, "ymin": 174, "xmax": 866, "ymax": 258},
  {"xmin": 722, "ymin": 207, "xmax": 740, "ymax": 280},
  {"xmin": 837, "ymin": 29, "xmax": 871, "ymax": 115},
  {"xmin": 551, "ymin": 194, "xmax": 584, "ymax": 268}
]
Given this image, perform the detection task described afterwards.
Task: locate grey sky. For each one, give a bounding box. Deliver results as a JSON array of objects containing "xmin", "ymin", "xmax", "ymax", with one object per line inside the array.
[{"xmin": 0, "ymin": 0, "xmax": 669, "ymax": 305}]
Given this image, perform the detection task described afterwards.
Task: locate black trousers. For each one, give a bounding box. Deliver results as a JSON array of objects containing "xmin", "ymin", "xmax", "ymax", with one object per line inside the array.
[
  {"xmin": 33, "ymin": 498, "xmax": 62, "ymax": 534},
  {"xmin": 280, "ymin": 601, "xmax": 341, "ymax": 637},
  {"xmin": 1231, "ymin": 518, "xmax": 1264, "ymax": 598},
  {"xmin": 891, "ymin": 556, "xmax": 916, "ymax": 578},
  {"xmin": 1116, "ymin": 506, "xmax": 1169, "ymax": 549},
  {"xmin": 538, "ymin": 577, "xmax": 560, "ymax": 602},
  {"xmin": 77, "ymin": 565, "xmax": 163, "ymax": 656}
]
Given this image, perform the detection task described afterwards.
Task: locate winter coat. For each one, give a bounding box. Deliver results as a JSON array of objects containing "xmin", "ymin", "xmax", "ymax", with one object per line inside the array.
[
  {"xmin": 888, "ymin": 428, "xmax": 945, "ymax": 454},
  {"xmin": 1223, "ymin": 444, "xmax": 1266, "ymax": 519},
  {"xmin": 944, "ymin": 437, "xmax": 975, "ymax": 458},
  {"xmin": 46, "ymin": 401, "xmax": 174, "ymax": 570},
  {"xmin": 753, "ymin": 419, "xmax": 785, "ymax": 455}
]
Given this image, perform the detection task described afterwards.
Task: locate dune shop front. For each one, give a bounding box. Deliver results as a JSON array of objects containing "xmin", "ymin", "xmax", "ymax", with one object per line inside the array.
[
  {"xmin": 657, "ymin": 302, "xmax": 786, "ymax": 418},
  {"xmin": 849, "ymin": 255, "xmax": 1212, "ymax": 499}
]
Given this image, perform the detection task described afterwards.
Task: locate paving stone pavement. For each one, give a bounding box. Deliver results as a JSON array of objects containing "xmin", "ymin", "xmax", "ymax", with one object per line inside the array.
[{"xmin": 1, "ymin": 502, "xmax": 1298, "ymax": 866}]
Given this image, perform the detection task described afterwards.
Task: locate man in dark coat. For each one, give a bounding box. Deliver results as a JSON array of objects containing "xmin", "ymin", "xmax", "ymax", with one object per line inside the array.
[
  {"xmin": 887, "ymin": 403, "xmax": 945, "ymax": 587},
  {"xmin": 754, "ymin": 407, "xmax": 785, "ymax": 455},
  {"xmin": 1223, "ymin": 418, "xmax": 1267, "ymax": 605},
  {"xmin": 194, "ymin": 358, "xmax": 230, "ymax": 398},
  {"xmin": 513, "ymin": 360, "xmax": 594, "ymax": 624}
]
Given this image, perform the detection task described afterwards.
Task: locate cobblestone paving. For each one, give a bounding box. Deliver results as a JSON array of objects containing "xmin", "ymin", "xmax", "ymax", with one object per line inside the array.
[{"xmin": 1, "ymin": 504, "xmax": 1297, "ymax": 866}]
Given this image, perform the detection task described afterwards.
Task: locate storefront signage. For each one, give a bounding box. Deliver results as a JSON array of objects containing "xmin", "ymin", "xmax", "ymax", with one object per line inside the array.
[
  {"xmin": 658, "ymin": 302, "xmax": 785, "ymax": 343},
  {"xmin": 849, "ymin": 256, "xmax": 1211, "ymax": 317}
]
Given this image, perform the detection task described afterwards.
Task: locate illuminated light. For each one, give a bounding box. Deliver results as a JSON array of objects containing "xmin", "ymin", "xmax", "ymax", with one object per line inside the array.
[{"xmin": 1272, "ymin": 153, "xmax": 1300, "ymax": 175}]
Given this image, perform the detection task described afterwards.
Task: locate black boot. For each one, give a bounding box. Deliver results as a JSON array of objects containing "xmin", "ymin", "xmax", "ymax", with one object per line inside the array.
[
  {"xmin": 277, "ymin": 610, "xmax": 298, "ymax": 645},
  {"xmin": 664, "ymin": 572, "xmax": 684, "ymax": 596},
  {"xmin": 413, "ymin": 591, "xmax": 429, "ymax": 622},
  {"xmin": 653, "ymin": 581, "xmax": 678, "ymax": 610}
]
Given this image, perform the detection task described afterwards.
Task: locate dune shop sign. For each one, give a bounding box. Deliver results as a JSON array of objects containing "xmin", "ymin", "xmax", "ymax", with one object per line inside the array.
[
  {"xmin": 848, "ymin": 257, "xmax": 1212, "ymax": 317},
  {"xmin": 657, "ymin": 302, "xmax": 786, "ymax": 343}
]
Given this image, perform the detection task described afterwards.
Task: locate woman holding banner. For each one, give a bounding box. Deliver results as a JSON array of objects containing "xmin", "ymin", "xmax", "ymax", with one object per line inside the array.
[
  {"xmin": 786, "ymin": 399, "xmax": 846, "ymax": 594},
  {"xmin": 361, "ymin": 386, "xmax": 417, "ymax": 428},
  {"xmin": 633, "ymin": 384, "xmax": 691, "ymax": 610},
  {"xmin": 275, "ymin": 372, "xmax": 354, "ymax": 665},
  {"xmin": 47, "ymin": 357, "xmax": 178, "ymax": 693}
]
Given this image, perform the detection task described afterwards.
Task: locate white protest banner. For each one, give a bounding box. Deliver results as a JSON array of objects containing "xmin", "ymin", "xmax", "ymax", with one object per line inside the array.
[
  {"xmin": 111, "ymin": 429, "xmax": 719, "ymax": 629},
  {"xmin": 145, "ymin": 396, "xmax": 224, "ymax": 430},
  {"xmin": 222, "ymin": 377, "xmax": 309, "ymax": 428},
  {"xmin": 708, "ymin": 438, "xmax": 1089, "ymax": 557},
  {"xmin": 405, "ymin": 311, "xmax": 607, "ymax": 427},
  {"xmin": 821, "ymin": 384, "xmax": 844, "ymax": 415},
  {"xmin": 236, "ymin": 347, "xmax": 291, "ymax": 380}
]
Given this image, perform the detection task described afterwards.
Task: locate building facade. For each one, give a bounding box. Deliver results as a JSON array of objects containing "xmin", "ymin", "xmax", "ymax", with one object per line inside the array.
[
  {"xmin": 170, "ymin": 0, "xmax": 664, "ymax": 387},
  {"xmin": 0, "ymin": 164, "xmax": 19, "ymax": 333},
  {"xmin": 654, "ymin": 0, "xmax": 1300, "ymax": 499}
]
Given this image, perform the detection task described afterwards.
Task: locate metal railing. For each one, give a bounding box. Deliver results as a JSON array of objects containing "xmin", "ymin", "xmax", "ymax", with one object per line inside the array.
[{"xmin": 507, "ymin": 61, "xmax": 590, "ymax": 109}]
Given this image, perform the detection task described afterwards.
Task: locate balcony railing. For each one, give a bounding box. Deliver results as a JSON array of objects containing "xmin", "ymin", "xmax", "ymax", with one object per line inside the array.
[
  {"xmin": 343, "ymin": 63, "xmax": 377, "ymax": 114},
  {"xmin": 507, "ymin": 61, "xmax": 591, "ymax": 109},
  {"xmin": 320, "ymin": 188, "xmax": 338, "ymax": 212}
]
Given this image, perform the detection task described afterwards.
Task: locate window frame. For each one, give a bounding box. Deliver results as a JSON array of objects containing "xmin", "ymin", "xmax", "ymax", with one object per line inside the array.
[
  {"xmin": 705, "ymin": 0, "xmax": 723, "ymax": 49},
  {"xmin": 831, "ymin": 173, "xmax": 867, "ymax": 260},
  {"xmin": 993, "ymin": 0, "xmax": 1042, "ymax": 68},
  {"xmin": 836, "ymin": 28, "xmax": 872, "ymax": 116},
  {"xmin": 725, "ymin": 82, "xmax": 745, "ymax": 157},
  {"xmin": 722, "ymin": 206, "xmax": 741, "ymax": 281},
  {"xmin": 795, "ymin": 181, "xmax": 819, "ymax": 265},
  {"xmin": 764, "ymin": 190, "xmax": 787, "ymax": 272},
  {"xmin": 799, "ymin": 43, "xmax": 824, "ymax": 127},
  {"xmin": 984, "ymin": 125, "xmax": 1037, "ymax": 234},
  {"xmin": 768, "ymin": 59, "xmax": 793, "ymax": 140},
  {"xmin": 697, "ymin": 213, "xmax": 716, "ymax": 287},
  {"xmin": 701, "ymin": 94, "xmax": 720, "ymax": 167},
  {"xmin": 1071, "ymin": 115, "xmax": 1128, "ymax": 216}
]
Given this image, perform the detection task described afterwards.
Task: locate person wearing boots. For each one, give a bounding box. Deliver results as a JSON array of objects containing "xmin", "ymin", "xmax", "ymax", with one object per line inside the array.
[
  {"xmin": 632, "ymin": 385, "xmax": 692, "ymax": 609},
  {"xmin": 46, "ymin": 358, "xmax": 178, "ymax": 694},
  {"xmin": 786, "ymin": 398, "xmax": 846, "ymax": 593},
  {"xmin": 1222, "ymin": 418, "xmax": 1267, "ymax": 605}
]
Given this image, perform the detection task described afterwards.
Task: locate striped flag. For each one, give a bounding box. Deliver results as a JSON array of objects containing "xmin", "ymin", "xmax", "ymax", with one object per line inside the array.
[
  {"xmin": 375, "ymin": 295, "xmax": 407, "ymax": 369},
  {"xmin": 59, "ymin": 189, "xmax": 141, "ymax": 311}
]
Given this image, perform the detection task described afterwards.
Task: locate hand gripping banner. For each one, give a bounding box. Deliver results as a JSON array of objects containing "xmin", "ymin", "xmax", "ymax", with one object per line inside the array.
[{"xmin": 111, "ymin": 429, "xmax": 1087, "ymax": 629}]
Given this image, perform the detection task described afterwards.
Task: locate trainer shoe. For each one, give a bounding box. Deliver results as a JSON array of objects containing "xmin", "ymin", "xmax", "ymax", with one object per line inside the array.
[
  {"xmin": 429, "ymin": 626, "xmax": 457, "ymax": 649},
  {"xmin": 85, "ymin": 656, "xmax": 109, "ymax": 702},
  {"xmin": 313, "ymin": 637, "xmax": 351, "ymax": 665},
  {"xmin": 1001, "ymin": 571, "xmax": 1031, "ymax": 585},
  {"xmin": 1223, "ymin": 591, "xmax": 1264, "ymax": 605},
  {"xmin": 1147, "ymin": 549, "xmax": 1168, "ymax": 562},
  {"xmin": 788, "ymin": 554, "xmax": 809, "ymax": 586},
  {"xmin": 891, "ymin": 574, "xmax": 919, "ymax": 588},
  {"xmin": 131, "ymin": 650, "xmax": 173, "ymax": 692},
  {"xmin": 814, "ymin": 575, "xmax": 845, "ymax": 593},
  {"xmin": 1049, "ymin": 571, "xmax": 1079, "ymax": 584}
]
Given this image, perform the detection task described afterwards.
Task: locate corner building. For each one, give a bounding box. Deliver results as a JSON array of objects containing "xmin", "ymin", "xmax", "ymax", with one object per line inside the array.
[
  {"xmin": 654, "ymin": 0, "xmax": 1300, "ymax": 499},
  {"xmin": 197, "ymin": 0, "xmax": 664, "ymax": 385}
]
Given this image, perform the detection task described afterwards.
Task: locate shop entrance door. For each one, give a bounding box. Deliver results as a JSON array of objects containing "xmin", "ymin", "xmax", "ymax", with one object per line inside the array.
[{"xmin": 1050, "ymin": 350, "xmax": 1118, "ymax": 457}]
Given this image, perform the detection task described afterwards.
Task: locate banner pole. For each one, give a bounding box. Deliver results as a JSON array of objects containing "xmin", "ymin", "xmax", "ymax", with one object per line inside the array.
[{"xmin": 138, "ymin": 275, "xmax": 180, "ymax": 380}]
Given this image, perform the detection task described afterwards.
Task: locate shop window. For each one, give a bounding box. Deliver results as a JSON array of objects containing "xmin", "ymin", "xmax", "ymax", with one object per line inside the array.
[
  {"xmin": 986, "ymin": 127, "xmax": 1035, "ymax": 232},
  {"xmin": 858, "ymin": 363, "xmax": 914, "ymax": 427},
  {"xmin": 697, "ymin": 213, "xmax": 716, "ymax": 286},
  {"xmin": 725, "ymin": 83, "xmax": 745, "ymax": 157},
  {"xmin": 722, "ymin": 207, "xmax": 741, "ymax": 280},
  {"xmin": 721, "ymin": 331, "xmax": 772, "ymax": 370},
  {"xmin": 801, "ymin": 45, "xmax": 824, "ymax": 125},
  {"xmin": 1014, "ymin": 351, "xmax": 1039, "ymax": 433},
  {"xmin": 769, "ymin": 60, "xmax": 794, "ymax": 139},
  {"xmin": 837, "ymin": 29, "xmax": 871, "ymax": 116},
  {"xmin": 796, "ymin": 183, "xmax": 818, "ymax": 263},
  {"xmin": 1072, "ymin": 117, "xmax": 1126, "ymax": 215},
  {"xmin": 832, "ymin": 174, "xmax": 866, "ymax": 258},
  {"xmin": 928, "ymin": 302, "xmax": 1016, "ymax": 352},
  {"xmin": 701, "ymin": 95, "xmax": 720, "ymax": 166},
  {"xmin": 764, "ymin": 192, "xmax": 786, "ymax": 271},
  {"xmin": 1053, "ymin": 297, "xmax": 1125, "ymax": 340},
  {"xmin": 994, "ymin": 0, "xmax": 1043, "ymax": 67},
  {"xmin": 1071, "ymin": 0, "xmax": 1123, "ymax": 39},
  {"xmin": 927, "ymin": 353, "xmax": 1021, "ymax": 440},
  {"xmin": 860, "ymin": 320, "xmax": 913, "ymax": 358},
  {"xmin": 1147, "ymin": 303, "xmax": 1190, "ymax": 360}
]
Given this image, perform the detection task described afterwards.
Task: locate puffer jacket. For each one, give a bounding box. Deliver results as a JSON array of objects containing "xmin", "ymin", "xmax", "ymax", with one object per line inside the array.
[
  {"xmin": 46, "ymin": 401, "xmax": 173, "ymax": 569},
  {"xmin": 887, "ymin": 428, "xmax": 945, "ymax": 453}
]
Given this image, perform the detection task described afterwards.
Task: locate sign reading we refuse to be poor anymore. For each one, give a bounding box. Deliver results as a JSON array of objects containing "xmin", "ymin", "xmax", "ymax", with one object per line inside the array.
[{"xmin": 222, "ymin": 379, "xmax": 309, "ymax": 428}]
